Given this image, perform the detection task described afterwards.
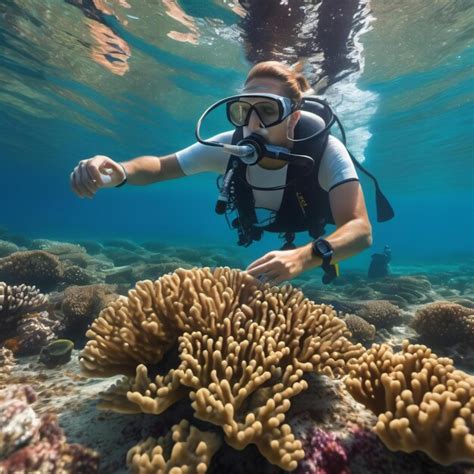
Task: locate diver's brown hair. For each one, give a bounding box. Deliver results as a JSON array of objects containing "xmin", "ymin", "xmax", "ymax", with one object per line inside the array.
[{"xmin": 245, "ymin": 61, "xmax": 311, "ymax": 102}]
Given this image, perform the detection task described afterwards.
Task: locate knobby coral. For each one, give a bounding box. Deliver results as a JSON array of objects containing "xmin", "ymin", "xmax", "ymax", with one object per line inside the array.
[
  {"xmin": 80, "ymin": 267, "xmax": 364, "ymax": 471},
  {"xmin": 0, "ymin": 251, "xmax": 63, "ymax": 290},
  {"xmin": 411, "ymin": 301, "xmax": 474, "ymax": 346},
  {"xmin": 126, "ymin": 419, "xmax": 222, "ymax": 473},
  {"xmin": 345, "ymin": 340, "xmax": 474, "ymax": 465}
]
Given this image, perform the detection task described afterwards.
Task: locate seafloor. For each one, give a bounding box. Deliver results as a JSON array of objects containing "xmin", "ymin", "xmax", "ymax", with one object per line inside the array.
[{"xmin": 0, "ymin": 230, "xmax": 473, "ymax": 473}]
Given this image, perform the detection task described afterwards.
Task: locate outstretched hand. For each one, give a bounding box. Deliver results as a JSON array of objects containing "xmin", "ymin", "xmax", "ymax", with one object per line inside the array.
[{"xmin": 246, "ymin": 247, "xmax": 313, "ymax": 285}]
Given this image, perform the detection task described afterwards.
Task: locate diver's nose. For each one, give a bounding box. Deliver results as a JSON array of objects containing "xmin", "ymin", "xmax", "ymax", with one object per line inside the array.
[{"xmin": 247, "ymin": 109, "xmax": 262, "ymax": 132}]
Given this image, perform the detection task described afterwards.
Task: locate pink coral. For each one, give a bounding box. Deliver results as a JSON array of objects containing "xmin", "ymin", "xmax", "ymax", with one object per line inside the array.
[
  {"xmin": 0, "ymin": 385, "xmax": 100, "ymax": 473},
  {"xmin": 297, "ymin": 427, "xmax": 349, "ymax": 474}
]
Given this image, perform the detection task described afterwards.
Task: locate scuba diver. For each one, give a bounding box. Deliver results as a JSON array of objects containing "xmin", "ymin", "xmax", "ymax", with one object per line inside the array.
[
  {"xmin": 367, "ymin": 245, "xmax": 392, "ymax": 279},
  {"xmin": 70, "ymin": 61, "xmax": 394, "ymax": 285}
]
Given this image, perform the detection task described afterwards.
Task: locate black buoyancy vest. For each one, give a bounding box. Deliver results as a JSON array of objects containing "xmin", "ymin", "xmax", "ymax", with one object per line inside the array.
[{"xmin": 224, "ymin": 110, "xmax": 334, "ymax": 246}]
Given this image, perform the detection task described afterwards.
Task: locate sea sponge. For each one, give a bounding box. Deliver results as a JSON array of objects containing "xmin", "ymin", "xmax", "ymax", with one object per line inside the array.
[
  {"xmin": 80, "ymin": 267, "xmax": 364, "ymax": 471},
  {"xmin": 126, "ymin": 419, "xmax": 222, "ymax": 474},
  {"xmin": 345, "ymin": 340, "xmax": 474, "ymax": 465},
  {"xmin": 0, "ymin": 251, "xmax": 63, "ymax": 290},
  {"xmin": 411, "ymin": 301, "xmax": 474, "ymax": 346}
]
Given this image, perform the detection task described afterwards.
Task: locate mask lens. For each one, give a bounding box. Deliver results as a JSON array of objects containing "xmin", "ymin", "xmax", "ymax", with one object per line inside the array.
[
  {"xmin": 227, "ymin": 101, "xmax": 251, "ymax": 126},
  {"xmin": 226, "ymin": 98, "xmax": 282, "ymax": 127},
  {"xmin": 254, "ymin": 101, "xmax": 280, "ymax": 126}
]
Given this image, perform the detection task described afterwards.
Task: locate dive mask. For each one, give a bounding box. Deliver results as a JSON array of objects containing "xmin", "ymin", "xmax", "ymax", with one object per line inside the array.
[
  {"xmin": 195, "ymin": 93, "xmax": 313, "ymax": 169},
  {"xmin": 225, "ymin": 93, "xmax": 299, "ymax": 127}
]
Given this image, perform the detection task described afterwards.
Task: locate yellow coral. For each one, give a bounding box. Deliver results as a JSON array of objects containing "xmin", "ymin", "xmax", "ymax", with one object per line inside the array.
[
  {"xmin": 345, "ymin": 340, "xmax": 474, "ymax": 465},
  {"xmin": 81, "ymin": 267, "xmax": 363, "ymax": 470},
  {"xmin": 126, "ymin": 419, "xmax": 222, "ymax": 474}
]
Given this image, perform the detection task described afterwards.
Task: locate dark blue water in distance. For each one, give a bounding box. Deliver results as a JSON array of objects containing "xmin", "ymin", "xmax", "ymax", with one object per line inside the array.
[{"xmin": 0, "ymin": 0, "xmax": 472, "ymax": 274}]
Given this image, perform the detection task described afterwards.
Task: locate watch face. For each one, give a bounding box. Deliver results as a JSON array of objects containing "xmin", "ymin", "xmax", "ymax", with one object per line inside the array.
[{"xmin": 316, "ymin": 240, "xmax": 331, "ymax": 255}]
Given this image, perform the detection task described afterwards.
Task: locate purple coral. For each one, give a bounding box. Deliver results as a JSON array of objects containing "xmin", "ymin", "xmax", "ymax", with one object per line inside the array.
[{"xmin": 297, "ymin": 427, "xmax": 349, "ymax": 474}]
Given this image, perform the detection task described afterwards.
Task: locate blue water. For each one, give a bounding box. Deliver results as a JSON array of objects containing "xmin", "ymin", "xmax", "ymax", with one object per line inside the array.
[{"xmin": 0, "ymin": 0, "xmax": 472, "ymax": 272}]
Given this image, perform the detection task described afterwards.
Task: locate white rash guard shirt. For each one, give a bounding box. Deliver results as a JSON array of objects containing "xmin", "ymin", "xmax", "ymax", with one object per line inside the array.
[{"xmin": 176, "ymin": 131, "xmax": 359, "ymax": 212}]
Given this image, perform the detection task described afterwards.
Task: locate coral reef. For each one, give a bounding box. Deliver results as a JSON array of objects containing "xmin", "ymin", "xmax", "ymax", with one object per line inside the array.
[
  {"xmin": 60, "ymin": 284, "xmax": 118, "ymax": 339},
  {"xmin": 366, "ymin": 276, "xmax": 434, "ymax": 307},
  {"xmin": 0, "ymin": 251, "xmax": 63, "ymax": 291},
  {"xmin": 0, "ymin": 240, "xmax": 19, "ymax": 258},
  {"xmin": 0, "ymin": 384, "xmax": 100, "ymax": 473},
  {"xmin": 411, "ymin": 302, "xmax": 474, "ymax": 346},
  {"xmin": 0, "ymin": 385, "xmax": 39, "ymax": 458},
  {"xmin": 0, "ymin": 348, "xmax": 15, "ymax": 385},
  {"xmin": 343, "ymin": 314, "xmax": 376, "ymax": 344},
  {"xmin": 80, "ymin": 267, "xmax": 364, "ymax": 471},
  {"xmin": 350, "ymin": 300, "xmax": 403, "ymax": 329},
  {"xmin": 345, "ymin": 340, "xmax": 474, "ymax": 465},
  {"xmin": 63, "ymin": 265, "xmax": 93, "ymax": 285},
  {"xmin": 126, "ymin": 419, "xmax": 222, "ymax": 473},
  {"xmin": 297, "ymin": 427, "xmax": 349, "ymax": 474},
  {"xmin": 13, "ymin": 311, "xmax": 62, "ymax": 356},
  {"xmin": 0, "ymin": 282, "xmax": 48, "ymax": 340}
]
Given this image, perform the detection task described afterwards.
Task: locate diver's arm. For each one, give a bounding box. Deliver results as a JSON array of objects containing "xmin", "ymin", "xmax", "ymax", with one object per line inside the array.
[
  {"xmin": 299, "ymin": 180, "xmax": 373, "ymax": 270},
  {"xmin": 70, "ymin": 153, "xmax": 185, "ymax": 198},
  {"xmin": 246, "ymin": 181, "xmax": 372, "ymax": 283},
  {"xmin": 121, "ymin": 153, "xmax": 185, "ymax": 185}
]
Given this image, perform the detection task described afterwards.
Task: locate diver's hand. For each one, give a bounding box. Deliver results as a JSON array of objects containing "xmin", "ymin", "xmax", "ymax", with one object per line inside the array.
[
  {"xmin": 246, "ymin": 246, "xmax": 313, "ymax": 285},
  {"xmin": 70, "ymin": 155, "xmax": 126, "ymax": 198}
]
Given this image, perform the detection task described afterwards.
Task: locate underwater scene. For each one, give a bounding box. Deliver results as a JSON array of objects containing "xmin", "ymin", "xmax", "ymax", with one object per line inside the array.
[{"xmin": 0, "ymin": 0, "xmax": 473, "ymax": 473}]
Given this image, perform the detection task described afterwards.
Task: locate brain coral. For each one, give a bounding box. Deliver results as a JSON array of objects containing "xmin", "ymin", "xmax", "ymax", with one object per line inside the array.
[
  {"xmin": 0, "ymin": 251, "xmax": 63, "ymax": 290},
  {"xmin": 79, "ymin": 267, "xmax": 364, "ymax": 471},
  {"xmin": 345, "ymin": 340, "xmax": 474, "ymax": 465},
  {"xmin": 411, "ymin": 301, "xmax": 474, "ymax": 346}
]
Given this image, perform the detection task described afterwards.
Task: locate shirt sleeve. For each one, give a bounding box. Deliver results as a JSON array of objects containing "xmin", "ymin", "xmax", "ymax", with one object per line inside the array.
[
  {"xmin": 175, "ymin": 131, "xmax": 234, "ymax": 175},
  {"xmin": 318, "ymin": 135, "xmax": 359, "ymax": 192}
]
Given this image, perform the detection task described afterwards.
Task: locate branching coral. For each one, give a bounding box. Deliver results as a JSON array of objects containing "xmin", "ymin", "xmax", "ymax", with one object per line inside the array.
[
  {"xmin": 0, "ymin": 282, "xmax": 48, "ymax": 340},
  {"xmin": 126, "ymin": 419, "xmax": 222, "ymax": 473},
  {"xmin": 411, "ymin": 302, "xmax": 474, "ymax": 346},
  {"xmin": 345, "ymin": 340, "xmax": 474, "ymax": 465},
  {"xmin": 0, "ymin": 348, "xmax": 15, "ymax": 385},
  {"xmin": 80, "ymin": 267, "xmax": 364, "ymax": 471}
]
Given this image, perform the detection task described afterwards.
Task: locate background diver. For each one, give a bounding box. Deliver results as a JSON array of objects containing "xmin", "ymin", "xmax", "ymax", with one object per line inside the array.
[{"xmin": 70, "ymin": 61, "xmax": 393, "ymax": 285}]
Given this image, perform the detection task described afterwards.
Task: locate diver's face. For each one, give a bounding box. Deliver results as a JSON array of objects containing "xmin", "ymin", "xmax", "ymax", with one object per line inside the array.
[{"xmin": 241, "ymin": 77, "xmax": 300, "ymax": 148}]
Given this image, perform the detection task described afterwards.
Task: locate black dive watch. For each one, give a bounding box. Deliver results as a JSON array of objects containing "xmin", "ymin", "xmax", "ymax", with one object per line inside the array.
[{"xmin": 311, "ymin": 238, "xmax": 339, "ymax": 284}]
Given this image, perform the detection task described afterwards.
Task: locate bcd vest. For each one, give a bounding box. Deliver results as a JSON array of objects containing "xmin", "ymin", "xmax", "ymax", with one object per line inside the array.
[{"xmin": 222, "ymin": 108, "xmax": 334, "ymax": 248}]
